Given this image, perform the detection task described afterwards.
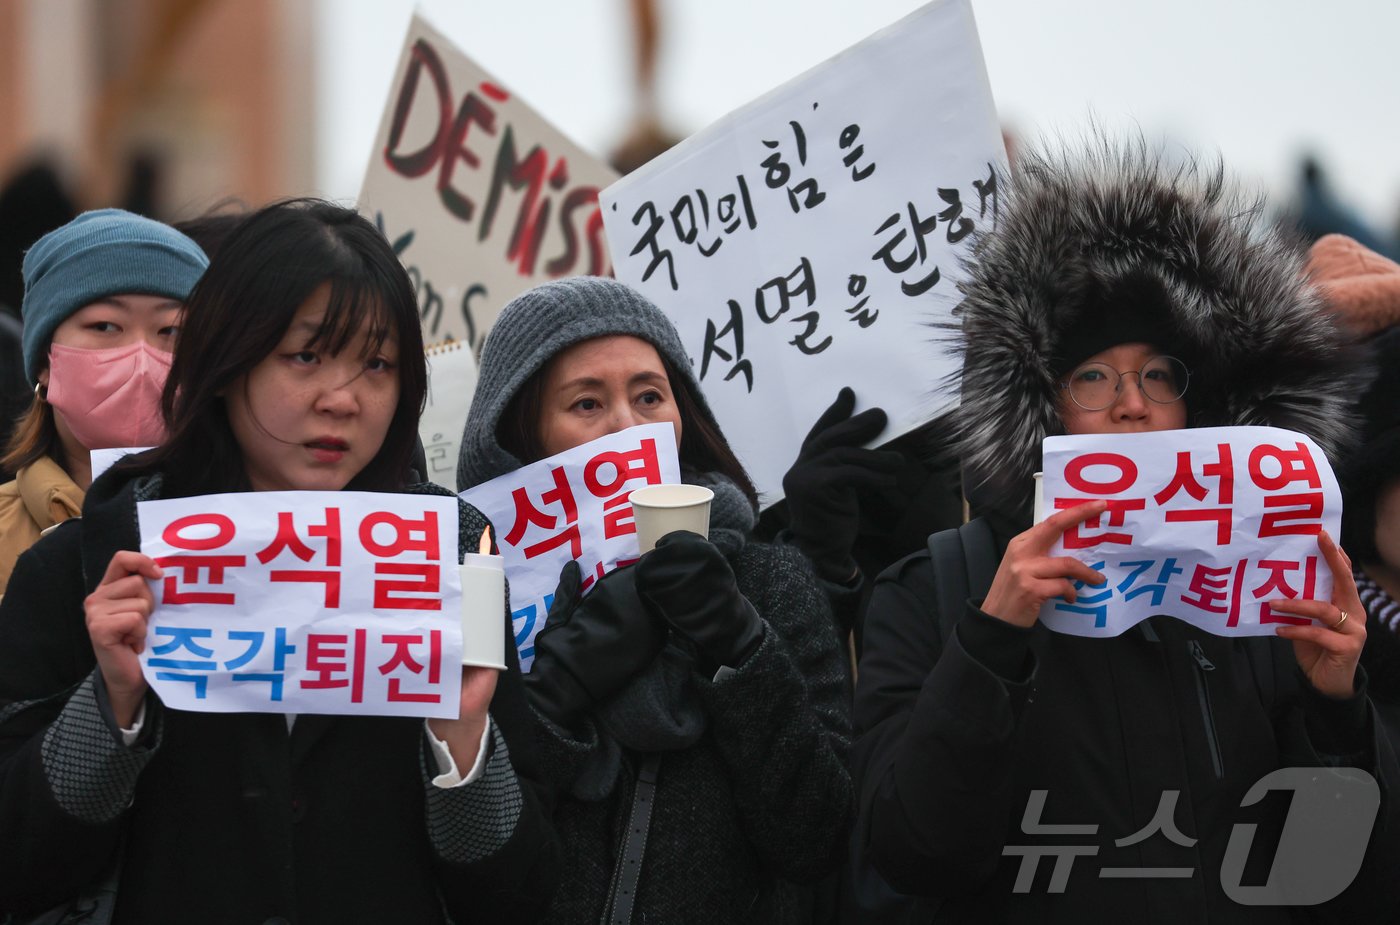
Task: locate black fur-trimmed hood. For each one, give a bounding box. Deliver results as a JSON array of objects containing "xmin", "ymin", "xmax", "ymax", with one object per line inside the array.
[{"xmin": 954, "ymin": 137, "xmax": 1366, "ymax": 525}]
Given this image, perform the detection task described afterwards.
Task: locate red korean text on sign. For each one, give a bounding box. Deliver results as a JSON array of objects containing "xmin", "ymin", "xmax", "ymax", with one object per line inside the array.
[
  {"xmin": 505, "ymin": 466, "xmax": 582, "ymax": 559},
  {"xmin": 302, "ymin": 628, "xmax": 369, "ymax": 703},
  {"xmin": 1180, "ymin": 560, "xmax": 1249, "ymax": 627},
  {"xmin": 582, "ymin": 437, "xmax": 664, "ymax": 541},
  {"xmin": 359, "ymin": 510, "xmax": 443, "ymax": 611},
  {"xmin": 155, "ymin": 513, "xmax": 246, "ymax": 606},
  {"xmin": 255, "ymin": 508, "xmax": 343, "ymax": 607},
  {"xmin": 1055, "ymin": 453, "xmax": 1146, "ymax": 548},
  {"xmin": 1155, "ymin": 444, "xmax": 1235, "ymax": 545},
  {"xmin": 378, "ymin": 630, "xmax": 443, "ymax": 704},
  {"xmin": 1251, "ymin": 558, "xmax": 1318, "ymax": 626},
  {"xmin": 1248, "ymin": 442, "xmax": 1325, "ymax": 539}
]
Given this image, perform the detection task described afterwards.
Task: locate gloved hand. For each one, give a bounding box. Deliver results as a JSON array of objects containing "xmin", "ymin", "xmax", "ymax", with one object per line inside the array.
[
  {"xmin": 523, "ymin": 560, "xmax": 667, "ymax": 728},
  {"xmin": 636, "ymin": 531, "xmax": 763, "ymax": 671},
  {"xmin": 782, "ymin": 387, "xmax": 903, "ymax": 581}
]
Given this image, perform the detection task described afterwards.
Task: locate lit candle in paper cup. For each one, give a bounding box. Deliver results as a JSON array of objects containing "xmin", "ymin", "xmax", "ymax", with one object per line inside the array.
[
  {"xmin": 459, "ymin": 528, "xmax": 506, "ymax": 670},
  {"xmin": 628, "ymin": 484, "xmax": 715, "ymax": 553},
  {"xmin": 1033, "ymin": 472, "xmax": 1045, "ymax": 524}
]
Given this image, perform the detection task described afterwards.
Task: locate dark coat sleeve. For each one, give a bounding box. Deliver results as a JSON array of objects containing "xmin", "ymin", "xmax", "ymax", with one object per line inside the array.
[
  {"xmin": 693, "ymin": 541, "xmax": 854, "ymax": 883},
  {"xmin": 0, "ymin": 521, "xmax": 158, "ymax": 914},
  {"xmin": 851, "ymin": 551, "xmax": 1036, "ymax": 899}
]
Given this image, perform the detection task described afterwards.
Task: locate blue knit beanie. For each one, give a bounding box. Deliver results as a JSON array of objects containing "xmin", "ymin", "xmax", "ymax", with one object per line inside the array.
[
  {"xmin": 456, "ymin": 276, "xmax": 725, "ymax": 492},
  {"xmin": 21, "ymin": 208, "xmax": 209, "ymax": 384}
]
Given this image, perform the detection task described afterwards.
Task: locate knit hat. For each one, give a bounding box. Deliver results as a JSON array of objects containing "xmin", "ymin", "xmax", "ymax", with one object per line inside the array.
[
  {"xmin": 456, "ymin": 276, "xmax": 723, "ymax": 492},
  {"xmin": 1306, "ymin": 234, "xmax": 1400, "ymax": 338},
  {"xmin": 21, "ymin": 208, "xmax": 209, "ymax": 383},
  {"xmin": 1340, "ymin": 326, "xmax": 1400, "ymax": 564},
  {"xmin": 1049, "ymin": 270, "xmax": 1192, "ymax": 376}
]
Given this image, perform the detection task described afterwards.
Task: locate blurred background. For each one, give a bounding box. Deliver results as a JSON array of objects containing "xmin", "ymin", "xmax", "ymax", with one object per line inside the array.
[{"xmin": 2, "ymin": 0, "xmax": 1397, "ymax": 266}]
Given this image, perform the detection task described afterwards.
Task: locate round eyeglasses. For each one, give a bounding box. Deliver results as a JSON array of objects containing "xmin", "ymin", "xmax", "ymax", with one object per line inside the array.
[{"xmin": 1059, "ymin": 355, "xmax": 1190, "ymax": 411}]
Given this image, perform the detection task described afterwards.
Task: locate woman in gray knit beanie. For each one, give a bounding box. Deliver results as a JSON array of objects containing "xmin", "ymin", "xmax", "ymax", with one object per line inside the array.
[
  {"xmin": 458, "ymin": 275, "xmax": 853, "ymax": 924},
  {"xmin": 0, "ymin": 209, "xmax": 207, "ymax": 594}
]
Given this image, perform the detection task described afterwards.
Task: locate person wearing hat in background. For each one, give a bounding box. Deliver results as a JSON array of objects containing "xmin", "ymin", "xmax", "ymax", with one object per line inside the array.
[
  {"xmin": 0, "ymin": 209, "xmax": 207, "ymax": 594},
  {"xmin": 851, "ymin": 139, "xmax": 1400, "ymax": 921},
  {"xmin": 457, "ymin": 276, "xmax": 852, "ymax": 924}
]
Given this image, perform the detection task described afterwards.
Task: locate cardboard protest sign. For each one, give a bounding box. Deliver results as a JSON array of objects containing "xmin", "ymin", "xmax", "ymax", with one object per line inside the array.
[
  {"xmin": 138, "ymin": 492, "xmax": 468, "ymax": 718},
  {"xmin": 459, "ymin": 423, "xmax": 682, "ymax": 669},
  {"xmin": 1038, "ymin": 426, "xmax": 1342, "ymax": 637},
  {"xmin": 359, "ymin": 13, "xmax": 618, "ymax": 353},
  {"xmin": 600, "ymin": 0, "xmax": 1004, "ymax": 505}
]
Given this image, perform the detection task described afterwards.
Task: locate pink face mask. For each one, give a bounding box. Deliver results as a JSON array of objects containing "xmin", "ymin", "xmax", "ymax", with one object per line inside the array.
[{"xmin": 45, "ymin": 341, "xmax": 173, "ymax": 449}]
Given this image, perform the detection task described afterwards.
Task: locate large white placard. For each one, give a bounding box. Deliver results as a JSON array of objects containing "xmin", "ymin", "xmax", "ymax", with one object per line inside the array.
[
  {"xmin": 137, "ymin": 492, "xmax": 465, "ymax": 718},
  {"xmin": 600, "ymin": 0, "xmax": 1004, "ymax": 505},
  {"xmin": 359, "ymin": 13, "xmax": 618, "ymax": 352},
  {"xmin": 1038, "ymin": 427, "xmax": 1343, "ymax": 637},
  {"xmin": 458, "ymin": 423, "xmax": 681, "ymax": 670}
]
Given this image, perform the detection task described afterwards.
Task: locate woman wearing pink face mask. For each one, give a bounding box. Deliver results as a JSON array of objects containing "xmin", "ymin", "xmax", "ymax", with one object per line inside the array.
[{"xmin": 0, "ymin": 209, "xmax": 207, "ymax": 593}]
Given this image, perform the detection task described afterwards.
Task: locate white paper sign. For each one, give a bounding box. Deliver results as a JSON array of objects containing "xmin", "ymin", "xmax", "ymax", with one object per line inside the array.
[
  {"xmin": 458, "ymin": 423, "xmax": 681, "ymax": 670},
  {"xmin": 600, "ymin": 0, "xmax": 1004, "ymax": 505},
  {"xmin": 90, "ymin": 447, "xmax": 153, "ymax": 481},
  {"xmin": 420, "ymin": 340, "xmax": 479, "ymax": 486},
  {"xmin": 1038, "ymin": 426, "xmax": 1342, "ymax": 637},
  {"xmin": 358, "ymin": 13, "xmax": 618, "ymax": 352},
  {"xmin": 137, "ymin": 492, "xmax": 464, "ymax": 718}
]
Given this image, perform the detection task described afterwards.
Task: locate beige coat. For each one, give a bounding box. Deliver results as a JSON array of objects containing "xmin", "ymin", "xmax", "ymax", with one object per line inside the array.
[{"xmin": 0, "ymin": 455, "xmax": 83, "ymax": 595}]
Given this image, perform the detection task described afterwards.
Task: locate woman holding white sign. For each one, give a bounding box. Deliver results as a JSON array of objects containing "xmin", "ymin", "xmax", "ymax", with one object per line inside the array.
[
  {"xmin": 0, "ymin": 200, "xmax": 557, "ymax": 924},
  {"xmin": 852, "ymin": 139, "xmax": 1400, "ymax": 921},
  {"xmin": 456, "ymin": 276, "xmax": 852, "ymax": 924}
]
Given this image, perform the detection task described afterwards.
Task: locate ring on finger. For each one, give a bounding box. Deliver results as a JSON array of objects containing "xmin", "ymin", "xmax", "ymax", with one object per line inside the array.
[{"xmin": 1332, "ymin": 609, "xmax": 1350, "ymax": 630}]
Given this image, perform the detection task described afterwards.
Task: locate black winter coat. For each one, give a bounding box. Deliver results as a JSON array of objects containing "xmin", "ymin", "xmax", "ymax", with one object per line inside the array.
[
  {"xmin": 536, "ymin": 539, "xmax": 853, "ymax": 924},
  {"xmin": 0, "ymin": 469, "xmax": 559, "ymax": 924},
  {"xmin": 852, "ymin": 544, "xmax": 1400, "ymax": 923}
]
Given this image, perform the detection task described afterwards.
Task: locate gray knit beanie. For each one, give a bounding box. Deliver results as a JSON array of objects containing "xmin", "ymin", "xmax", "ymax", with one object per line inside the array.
[
  {"xmin": 456, "ymin": 276, "xmax": 722, "ymax": 492},
  {"xmin": 21, "ymin": 208, "xmax": 209, "ymax": 383}
]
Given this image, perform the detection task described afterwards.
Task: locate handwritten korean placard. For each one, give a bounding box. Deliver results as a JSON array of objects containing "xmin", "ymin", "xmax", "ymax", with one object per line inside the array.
[
  {"xmin": 138, "ymin": 492, "xmax": 463, "ymax": 718},
  {"xmin": 1039, "ymin": 426, "xmax": 1343, "ymax": 637},
  {"xmin": 600, "ymin": 0, "xmax": 1005, "ymax": 505},
  {"xmin": 459, "ymin": 423, "xmax": 681, "ymax": 669}
]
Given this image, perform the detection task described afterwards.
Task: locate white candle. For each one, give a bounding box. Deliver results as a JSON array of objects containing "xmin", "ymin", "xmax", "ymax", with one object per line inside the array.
[{"xmin": 459, "ymin": 552, "xmax": 506, "ymax": 669}]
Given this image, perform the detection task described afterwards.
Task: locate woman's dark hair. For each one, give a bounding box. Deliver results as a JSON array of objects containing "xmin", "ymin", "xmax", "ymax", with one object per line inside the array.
[
  {"xmin": 173, "ymin": 202, "xmax": 248, "ymax": 263},
  {"xmin": 497, "ymin": 349, "xmax": 759, "ymax": 510},
  {"xmin": 129, "ymin": 199, "xmax": 425, "ymax": 496}
]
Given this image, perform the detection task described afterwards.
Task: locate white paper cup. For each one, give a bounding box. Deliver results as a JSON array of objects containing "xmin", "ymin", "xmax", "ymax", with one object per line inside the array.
[
  {"xmin": 629, "ymin": 484, "xmax": 715, "ymax": 553},
  {"xmin": 459, "ymin": 554, "xmax": 507, "ymax": 670},
  {"xmin": 1033, "ymin": 472, "xmax": 1046, "ymax": 524}
]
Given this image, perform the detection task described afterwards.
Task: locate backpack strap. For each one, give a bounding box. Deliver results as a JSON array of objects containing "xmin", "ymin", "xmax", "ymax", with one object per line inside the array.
[{"xmin": 927, "ymin": 517, "xmax": 1000, "ymax": 645}]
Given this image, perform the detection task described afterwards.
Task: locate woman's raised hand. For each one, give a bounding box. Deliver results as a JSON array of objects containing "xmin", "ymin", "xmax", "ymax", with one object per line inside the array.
[
  {"xmin": 980, "ymin": 501, "xmax": 1110, "ymax": 628},
  {"xmin": 1268, "ymin": 531, "xmax": 1366, "ymax": 699},
  {"xmin": 85, "ymin": 550, "xmax": 163, "ymax": 727}
]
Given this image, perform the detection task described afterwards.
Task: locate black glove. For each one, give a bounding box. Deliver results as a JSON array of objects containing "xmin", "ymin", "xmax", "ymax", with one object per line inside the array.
[
  {"xmin": 636, "ymin": 531, "xmax": 763, "ymax": 671},
  {"xmin": 783, "ymin": 387, "xmax": 903, "ymax": 581},
  {"xmin": 523, "ymin": 560, "xmax": 667, "ymax": 728}
]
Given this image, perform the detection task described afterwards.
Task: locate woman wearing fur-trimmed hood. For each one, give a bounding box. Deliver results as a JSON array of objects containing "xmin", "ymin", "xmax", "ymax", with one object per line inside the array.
[{"xmin": 850, "ymin": 138, "xmax": 1400, "ymax": 922}]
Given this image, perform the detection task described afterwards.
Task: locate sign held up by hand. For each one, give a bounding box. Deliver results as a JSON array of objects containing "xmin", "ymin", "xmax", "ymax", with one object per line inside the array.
[
  {"xmin": 458, "ymin": 423, "xmax": 682, "ymax": 669},
  {"xmin": 137, "ymin": 492, "xmax": 465, "ymax": 718},
  {"xmin": 359, "ymin": 13, "xmax": 618, "ymax": 352},
  {"xmin": 600, "ymin": 0, "xmax": 1005, "ymax": 505},
  {"xmin": 1038, "ymin": 427, "xmax": 1343, "ymax": 637}
]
